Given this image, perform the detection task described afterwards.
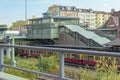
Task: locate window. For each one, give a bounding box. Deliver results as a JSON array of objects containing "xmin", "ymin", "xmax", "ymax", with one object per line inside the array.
[{"xmin": 72, "ymin": 54, "xmax": 80, "ymax": 59}]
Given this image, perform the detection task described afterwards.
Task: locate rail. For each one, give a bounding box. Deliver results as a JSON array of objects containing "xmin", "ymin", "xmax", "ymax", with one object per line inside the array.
[{"xmin": 0, "ymin": 44, "xmax": 120, "ymax": 80}]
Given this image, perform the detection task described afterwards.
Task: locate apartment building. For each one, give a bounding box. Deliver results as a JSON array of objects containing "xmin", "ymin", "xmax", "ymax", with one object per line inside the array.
[
  {"xmin": 94, "ymin": 11, "xmax": 110, "ymax": 29},
  {"xmin": 78, "ymin": 9, "xmax": 95, "ymax": 29},
  {"xmin": 43, "ymin": 5, "xmax": 78, "ymax": 17},
  {"xmin": 43, "ymin": 5, "xmax": 111, "ymax": 29}
]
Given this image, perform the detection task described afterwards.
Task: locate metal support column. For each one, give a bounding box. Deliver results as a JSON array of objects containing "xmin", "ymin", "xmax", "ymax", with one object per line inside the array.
[
  {"xmin": 11, "ymin": 35, "xmax": 16, "ymax": 66},
  {"xmin": 59, "ymin": 52, "xmax": 64, "ymax": 80},
  {"xmin": 0, "ymin": 46, "xmax": 4, "ymax": 72},
  {"xmin": 6, "ymin": 43, "xmax": 11, "ymax": 59}
]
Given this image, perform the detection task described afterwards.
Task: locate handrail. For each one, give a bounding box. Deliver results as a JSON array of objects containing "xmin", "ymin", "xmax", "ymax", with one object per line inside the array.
[
  {"xmin": 0, "ymin": 44, "xmax": 120, "ymax": 80},
  {"xmin": 0, "ymin": 44, "xmax": 72, "ymax": 80},
  {"xmin": 0, "ymin": 44, "xmax": 120, "ymax": 57}
]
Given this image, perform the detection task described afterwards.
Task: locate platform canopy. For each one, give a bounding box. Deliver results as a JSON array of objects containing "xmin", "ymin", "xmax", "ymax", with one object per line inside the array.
[{"xmin": 104, "ymin": 39, "xmax": 120, "ymax": 47}]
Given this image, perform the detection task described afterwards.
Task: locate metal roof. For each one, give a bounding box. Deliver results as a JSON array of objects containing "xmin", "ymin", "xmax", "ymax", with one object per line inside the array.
[
  {"xmin": 64, "ymin": 25, "xmax": 111, "ymax": 45},
  {"xmin": 104, "ymin": 39, "xmax": 120, "ymax": 46}
]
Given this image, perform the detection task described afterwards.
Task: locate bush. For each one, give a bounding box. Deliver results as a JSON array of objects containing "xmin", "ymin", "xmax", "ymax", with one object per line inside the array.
[
  {"xmin": 36, "ymin": 56, "xmax": 58, "ymax": 74},
  {"xmin": 65, "ymin": 57, "xmax": 120, "ymax": 80},
  {"xmin": 4, "ymin": 57, "xmax": 38, "ymax": 80}
]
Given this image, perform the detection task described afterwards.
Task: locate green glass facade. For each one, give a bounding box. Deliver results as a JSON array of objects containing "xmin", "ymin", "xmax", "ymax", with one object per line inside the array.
[{"xmin": 27, "ymin": 17, "xmax": 79, "ymax": 39}]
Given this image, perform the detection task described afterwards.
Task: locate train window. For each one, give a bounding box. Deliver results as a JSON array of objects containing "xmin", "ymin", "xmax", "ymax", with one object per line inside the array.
[
  {"xmin": 33, "ymin": 50, "xmax": 35, "ymax": 54},
  {"xmin": 95, "ymin": 56, "xmax": 100, "ymax": 61},
  {"xmin": 72, "ymin": 54, "xmax": 80, "ymax": 59},
  {"xmin": 83, "ymin": 55, "xmax": 94, "ymax": 61},
  {"xmin": 83, "ymin": 55, "xmax": 88, "ymax": 60},
  {"xmin": 43, "ymin": 52, "xmax": 48, "ymax": 57},
  {"xmin": 64, "ymin": 53, "xmax": 67, "ymax": 58},
  {"xmin": 48, "ymin": 52, "xmax": 52, "ymax": 56},
  {"xmin": 30, "ymin": 50, "xmax": 33, "ymax": 54},
  {"xmin": 36, "ymin": 50, "xmax": 39, "ymax": 54},
  {"xmin": 66, "ymin": 53, "xmax": 71, "ymax": 58},
  {"xmin": 21, "ymin": 49, "xmax": 24, "ymax": 53},
  {"xmin": 88, "ymin": 56, "xmax": 94, "ymax": 61}
]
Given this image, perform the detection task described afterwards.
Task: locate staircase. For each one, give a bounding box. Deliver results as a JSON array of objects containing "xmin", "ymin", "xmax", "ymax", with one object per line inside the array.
[{"xmin": 59, "ymin": 25, "xmax": 111, "ymax": 47}]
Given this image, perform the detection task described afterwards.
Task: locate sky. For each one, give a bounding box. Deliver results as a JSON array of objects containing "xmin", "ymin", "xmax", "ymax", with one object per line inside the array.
[{"xmin": 0, "ymin": 0, "xmax": 120, "ymax": 27}]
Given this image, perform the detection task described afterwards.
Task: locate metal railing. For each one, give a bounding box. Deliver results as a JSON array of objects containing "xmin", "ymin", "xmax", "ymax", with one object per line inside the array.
[{"xmin": 0, "ymin": 44, "xmax": 120, "ymax": 80}]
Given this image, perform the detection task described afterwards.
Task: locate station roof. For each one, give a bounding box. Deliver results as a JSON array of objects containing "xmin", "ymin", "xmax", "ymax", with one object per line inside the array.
[
  {"xmin": 64, "ymin": 25, "xmax": 111, "ymax": 45},
  {"xmin": 104, "ymin": 39, "xmax": 120, "ymax": 46}
]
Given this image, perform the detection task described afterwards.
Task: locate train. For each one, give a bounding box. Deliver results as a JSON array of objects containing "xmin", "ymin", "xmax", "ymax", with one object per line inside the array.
[{"xmin": 14, "ymin": 45, "xmax": 120, "ymax": 67}]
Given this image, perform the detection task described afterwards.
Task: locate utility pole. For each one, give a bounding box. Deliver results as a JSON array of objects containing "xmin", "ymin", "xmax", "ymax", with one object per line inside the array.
[{"xmin": 25, "ymin": 0, "xmax": 27, "ymax": 20}]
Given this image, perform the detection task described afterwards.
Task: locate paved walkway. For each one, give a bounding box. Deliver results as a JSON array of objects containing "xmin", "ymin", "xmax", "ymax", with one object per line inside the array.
[{"xmin": 0, "ymin": 72, "xmax": 28, "ymax": 80}]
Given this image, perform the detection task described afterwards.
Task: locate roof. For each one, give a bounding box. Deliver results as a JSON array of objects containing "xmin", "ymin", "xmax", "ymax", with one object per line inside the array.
[
  {"xmin": 28, "ymin": 16, "xmax": 79, "ymax": 21},
  {"xmin": 104, "ymin": 39, "xmax": 120, "ymax": 46},
  {"xmin": 64, "ymin": 25, "xmax": 111, "ymax": 45},
  {"xmin": 58, "ymin": 5, "xmax": 77, "ymax": 11}
]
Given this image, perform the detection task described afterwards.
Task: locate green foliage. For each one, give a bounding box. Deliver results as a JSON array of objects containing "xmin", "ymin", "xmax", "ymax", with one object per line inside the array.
[
  {"xmin": 65, "ymin": 57, "xmax": 120, "ymax": 80},
  {"xmin": 94, "ymin": 57, "xmax": 120, "ymax": 80},
  {"xmin": 10, "ymin": 20, "xmax": 28, "ymax": 30},
  {"xmin": 36, "ymin": 56, "xmax": 58, "ymax": 74},
  {"xmin": 4, "ymin": 55, "xmax": 120, "ymax": 80},
  {"xmin": 4, "ymin": 57, "xmax": 38, "ymax": 80}
]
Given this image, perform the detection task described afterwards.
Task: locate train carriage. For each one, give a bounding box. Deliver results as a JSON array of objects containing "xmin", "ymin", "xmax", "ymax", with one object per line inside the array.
[{"xmin": 14, "ymin": 45, "xmax": 120, "ymax": 68}]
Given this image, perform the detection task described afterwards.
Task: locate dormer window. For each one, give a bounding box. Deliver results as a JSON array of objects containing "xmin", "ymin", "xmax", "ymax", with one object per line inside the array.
[{"xmin": 62, "ymin": 7, "xmax": 65, "ymax": 10}]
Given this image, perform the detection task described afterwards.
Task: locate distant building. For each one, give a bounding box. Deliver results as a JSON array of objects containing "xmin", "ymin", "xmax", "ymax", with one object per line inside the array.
[
  {"xmin": 94, "ymin": 11, "xmax": 110, "ymax": 29},
  {"xmin": 43, "ymin": 5, "xmax": 110, "ymax": 29},
  {"xmin": 10, "ymin": 20, "xmax": 29, "ymax": 35},
  {"xmin": 78, "ymin": 9, "xmax": 95, "ymax": 29},
  {"xmin": 96, "ymin": 15, "xmax": 119, "ymax": 40},
  {"xmin": 112, "ymin": 10, "xmax": 120, "ymax": 27},
  {"xmin": 0, "ymin": 24, "xmax": 8, "ymax": 34},
  {"xmin": 43, "ymin": 5, "xmax": 78, "ymax": 17}
]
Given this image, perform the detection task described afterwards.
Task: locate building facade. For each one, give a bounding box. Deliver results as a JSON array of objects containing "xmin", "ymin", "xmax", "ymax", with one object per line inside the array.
[
  {"xmin": 78, "ymin": 9, "xmax": 95, "ymax": 29},
  {"xmin": 43, "ymin": 5, "xmax": 110, "ymax": 29},
  {"xmin": 94, "ymin": 11, "xmax": 110, "ymax": 29},
  {"xmin": 43, "ymin": 5, "xmax": 78, "ymax": 18},
  {"xmin": 0, "ymin": 24, "xmax": 8, "ymax": 33},
  {"xmin": 96, "ymin": 15, "xmax": 119, "ymax": 40},
  {"xmin": 112, "ymin": 10, "xmax": 120, "ymax": 27}
]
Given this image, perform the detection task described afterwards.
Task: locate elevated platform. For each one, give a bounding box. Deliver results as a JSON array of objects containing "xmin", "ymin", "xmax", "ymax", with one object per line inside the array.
[{"xmin": 0, "ymin": 72, "xmax": 28, "ymax": 80}]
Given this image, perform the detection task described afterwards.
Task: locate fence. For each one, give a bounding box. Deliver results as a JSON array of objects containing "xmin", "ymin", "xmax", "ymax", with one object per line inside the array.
[{"xmin": 0, "ymin": 44, "xmax": 120, "ymax": 80}]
